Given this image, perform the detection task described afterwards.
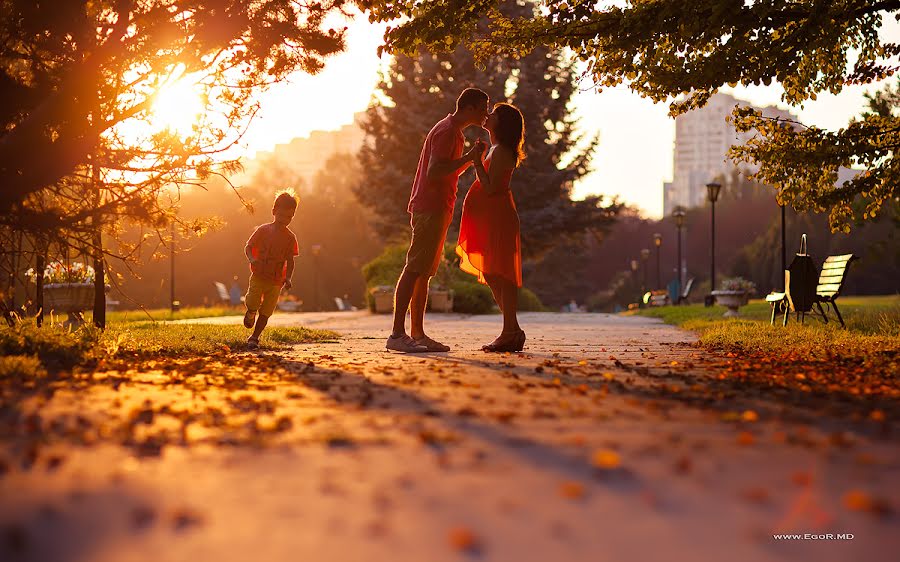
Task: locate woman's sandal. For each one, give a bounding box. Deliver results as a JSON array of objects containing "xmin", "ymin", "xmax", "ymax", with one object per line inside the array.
[{"xmin": 482, "ymin": 329, "xmax": 526, "ymax": 353}]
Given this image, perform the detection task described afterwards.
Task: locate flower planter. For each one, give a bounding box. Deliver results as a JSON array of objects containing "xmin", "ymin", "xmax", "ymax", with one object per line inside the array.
[
  {"xmin": 369, "ymin": 285, "xmax": 395, "ymax": 314},
  {"xmin": 44, "ymin": 283, "xmax": 96, "ymax": 313},
  {"xmin": 428, "ymin": 288, "xmax": 454, "ymax": 313},
  {"xmin": 711, "ymin": 290, "xmax": 749, "ymax": 317}
]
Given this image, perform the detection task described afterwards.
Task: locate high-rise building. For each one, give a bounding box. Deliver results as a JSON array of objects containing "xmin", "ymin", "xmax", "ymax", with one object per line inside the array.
[
  {"xmin": 238, "ymin": 112, "xmax": 366, "ymax": 187},
  {"xmin": 663, "ymin": 93, "xmax": 796, "ymax": 215}
]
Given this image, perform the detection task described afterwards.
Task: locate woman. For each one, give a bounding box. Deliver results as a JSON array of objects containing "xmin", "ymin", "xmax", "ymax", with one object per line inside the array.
[{"xmin": 456, "ymin": 102, "xmax": 526, "ymax": 352}]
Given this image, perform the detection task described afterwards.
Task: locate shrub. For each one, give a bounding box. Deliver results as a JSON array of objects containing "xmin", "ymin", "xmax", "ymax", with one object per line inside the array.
[
  {"xmin": 0, "ymin": 355, "xmax": 46, "ymax": 378},
  {"xmin": 0, "ymin": 320, "xmax": 98, "ymax": 370},
  {"xmin": 450, "ymin": 280, "xmax": 495, "ymax": 314},
  {"xmin": 518, "ymin": 287, "xmax": 545, "ymax": 312}
]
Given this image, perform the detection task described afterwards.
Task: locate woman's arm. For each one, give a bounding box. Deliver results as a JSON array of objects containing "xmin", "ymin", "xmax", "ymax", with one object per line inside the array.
[{"xmin": 473, "ymin": 145, "xmax": 515, "ymax": 196}]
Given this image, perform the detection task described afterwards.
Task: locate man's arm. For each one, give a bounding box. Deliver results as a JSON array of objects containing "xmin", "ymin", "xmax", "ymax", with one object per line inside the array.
[{"xmin": 426, "ymin": 132, "xmax": 484, "ymax": 180}]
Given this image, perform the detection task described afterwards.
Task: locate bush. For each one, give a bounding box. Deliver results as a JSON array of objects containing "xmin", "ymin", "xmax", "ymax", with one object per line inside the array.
[
  {"xmin": 361, "ymin": 243, "xmax": 546, "ymax": 314},
  {"xmin": 361, "ymin": 244, "xmax": 407, "ymax": 310},
  {"xmin": 450, "ymin": 280, "xmax": 496, "ymax": 314},
  {"xmin": 518, "ymin": 287, "xmax": 545, "ymax": 312},
  {"xmin": 0, "ymin": 355, "xmax": 46, "ymax": 378},
  {"xmin": 0, "ymin": 320, "xmax": 99, "ymax": 370}
]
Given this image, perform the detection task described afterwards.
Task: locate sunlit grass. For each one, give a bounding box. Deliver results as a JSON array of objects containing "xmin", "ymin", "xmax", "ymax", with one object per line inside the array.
[
  {"xmin": 1, "ymin": 318, "xmax": 339, "ymax": 375},
  {"xmin": 88, "ymin": 306, "xmax": 241, "ymax": 324},
  {"xmin": 104, "ymin": 322, "xmax": 339, "ymax": 356},
  {"xmin": 628, "ymin": 295, "xmax": 900, "ymax": 357}
]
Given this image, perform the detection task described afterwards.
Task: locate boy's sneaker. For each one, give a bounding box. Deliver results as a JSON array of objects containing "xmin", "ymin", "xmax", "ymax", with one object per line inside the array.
[
  {"xmin": 246, "ymin": 336, "xmax": 259, "ymax": 350},
  {"xmin": 243, "ymin": 309, "xmax": 257, "ymax": 328},
  {"xmin": 385, "ymin": 334, "xmax": 428, "ymax": 353}
]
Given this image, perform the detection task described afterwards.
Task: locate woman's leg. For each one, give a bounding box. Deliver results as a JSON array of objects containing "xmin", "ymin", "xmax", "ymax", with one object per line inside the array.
[
  {"xmin": 484, "ymin": 274, "xmax": 503, "ymax": 313},
  {"xmin": 499, "ymin": 279, "xmax": 521, "ymax": 334}
]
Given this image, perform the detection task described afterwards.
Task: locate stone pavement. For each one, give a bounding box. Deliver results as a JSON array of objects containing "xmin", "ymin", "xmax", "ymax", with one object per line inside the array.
[{"xmin": 1, "ymin": 312, "xmax": 897, "ymax": 562}]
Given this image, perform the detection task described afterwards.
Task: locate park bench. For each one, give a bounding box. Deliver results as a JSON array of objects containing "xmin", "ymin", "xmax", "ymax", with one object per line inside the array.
[
  {"xmin": 676, "ymin": 277, "xmax": 695, "ymax": 305},
  {"xmin": 765, "ymin": 254, "xmax": 858, "ymax": 328},
  {"xmin": 213, "ymin": 281, "xmax": 230, "ymax": 305}
]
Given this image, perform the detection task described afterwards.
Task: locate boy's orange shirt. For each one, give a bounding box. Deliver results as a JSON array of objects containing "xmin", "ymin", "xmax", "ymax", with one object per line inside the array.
[{"xmin": 246, "ymin": 223, "xmax": 299, "ymax": 284}]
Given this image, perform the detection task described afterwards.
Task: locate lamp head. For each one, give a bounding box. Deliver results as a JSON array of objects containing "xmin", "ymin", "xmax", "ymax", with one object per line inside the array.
[
  {"xmin": 641, "ymin": 248, "xmax": 650, "ymax": 260},
  {"xmin": 706, "ymin": 182, "xmax": 722, "ymax": 203},
  {"xmin": 653, "ymin": 233, "xmax": 662, "ymax": 247},
  {"xmin": 672, "ymin": 206, "xmax": 686, "ymax": 227}
]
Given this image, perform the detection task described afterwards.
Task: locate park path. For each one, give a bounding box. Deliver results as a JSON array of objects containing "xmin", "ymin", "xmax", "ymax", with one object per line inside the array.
[{"xmin": 1, "ymin": 312, "xmax": 897, "ymax": 562}]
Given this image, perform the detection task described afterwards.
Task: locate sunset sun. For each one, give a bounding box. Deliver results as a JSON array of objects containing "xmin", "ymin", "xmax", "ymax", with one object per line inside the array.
[{"xmin": 150, "ymin": 77, "xmax": 205, "ymax": 137}]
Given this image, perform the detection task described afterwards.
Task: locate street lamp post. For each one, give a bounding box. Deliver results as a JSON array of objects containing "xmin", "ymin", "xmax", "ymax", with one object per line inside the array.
[
  {"xmin": 706, "ymin": 182, "xmax": 722, "ymax": 303},
  {"xmin": 630, "ymin": 259, "xmax": 639, "ymax": 302},
  {"xmin": 672, "ymin": 206, "xmax": 686, "ymax": 302},
  {"xmin": 780, "ymin": 201, "xmax": 787, "ymax": 291},
  {"xmin": 310, "ymin": 244, "xmax": 322, "ymax": 311},
  {"xmin": 653, "ymin": 233, "xmax": 662, "ymax": 291},
  {"xmin": 170, "ymin": 220, "xmax": 180, "ymax": 313},
  {"xmin": 640, "ymin": 248, "xmax": 650, "ymax": 295}
]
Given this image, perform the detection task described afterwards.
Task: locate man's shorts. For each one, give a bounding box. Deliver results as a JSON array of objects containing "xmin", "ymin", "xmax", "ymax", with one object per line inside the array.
[
  {"xmin": 245, "ymin": 274, "xmax": 282, "ymax": 317},
  {"xmin": 406, "ymin": 210, "xmax": 453, "ymax": 277}
]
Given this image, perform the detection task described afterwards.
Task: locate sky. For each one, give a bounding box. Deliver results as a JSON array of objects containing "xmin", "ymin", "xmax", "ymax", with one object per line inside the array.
[{"xmin": 234, "ymin": 12, "xmax": 900, "ymax": 220}]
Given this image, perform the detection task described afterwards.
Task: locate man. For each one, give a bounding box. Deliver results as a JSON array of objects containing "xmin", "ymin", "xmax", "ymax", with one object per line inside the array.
[{"xmin": 386, "ymin": 88, "xmax": 489, "ymax": 353}]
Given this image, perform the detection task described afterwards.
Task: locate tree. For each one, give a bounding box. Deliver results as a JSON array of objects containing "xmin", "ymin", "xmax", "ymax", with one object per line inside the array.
[
  {"xmin": 0, "ymin": 0, "xmax": 350, "ymax": 321},
  {"xmin": 354, "ymin": 16, "xmax": 619, "ymax": 260},
  {"xmin": 363, "ymin": 0, "xmax": 900, "ymax": 231}
]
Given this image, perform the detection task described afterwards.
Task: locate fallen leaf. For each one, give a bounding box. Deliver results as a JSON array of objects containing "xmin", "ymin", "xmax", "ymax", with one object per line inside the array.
[
  {"xmin": 558, "ymin": 481, "xmax": 586, "ymax": 500},
  {"xmin": 736, "ymin": 431, "xmax": 755, "ymax": 446},
  {"xmin": 447, "ymin": 526, "xmax": 480, "ymax": 552},
  {"xmin": 591, "ymin": 449, "xmax": 621, "ymax": 469}
]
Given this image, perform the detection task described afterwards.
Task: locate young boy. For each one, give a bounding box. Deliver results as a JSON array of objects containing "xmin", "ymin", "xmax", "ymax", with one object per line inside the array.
[{"xmin": 243, "ymin": 191, "xmax": 299, "ymax": 349}]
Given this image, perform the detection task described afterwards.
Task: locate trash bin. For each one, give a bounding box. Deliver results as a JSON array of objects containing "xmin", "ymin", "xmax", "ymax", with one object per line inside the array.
[{"xmin": 786, "ymin": 234, "xmax": 818, "ymax": 315}]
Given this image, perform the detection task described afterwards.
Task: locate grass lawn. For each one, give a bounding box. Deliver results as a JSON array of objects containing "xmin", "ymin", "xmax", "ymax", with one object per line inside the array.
[
  {"xmin": 628, "ymin": 295, "xmax": 900, "ymax": 358},
  {"xmin": 1, "ymin": 311, "xmax": 339, "ymax": 377},
  {"xmin": 626, "ymin": 295, "xmax": 899, "ymax": 420},
  {"xmin": 87, "ymin": 305, "xmax": 242, "ymax": 324}
]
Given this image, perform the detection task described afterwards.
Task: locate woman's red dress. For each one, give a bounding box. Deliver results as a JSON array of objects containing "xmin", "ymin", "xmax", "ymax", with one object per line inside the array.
[{"xmin": 456, "ymin": 151, "xmax": 522, "ymax": 287}]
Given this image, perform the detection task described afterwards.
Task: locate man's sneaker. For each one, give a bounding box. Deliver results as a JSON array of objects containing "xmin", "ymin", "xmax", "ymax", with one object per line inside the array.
[
  {"xmin": 246, "ymin": 336, "xmax": 260, "ymax": 350},
  {"xmin": 243, "ymin": 309, "xmax": 257, "ymax": 328},
  {"xmin": 414, "ymin": 335, "xmax": 451, "ymax": 352},
  {"xmin": 385, "ymin": 334, "xmax": 429, "ymax": 353}
]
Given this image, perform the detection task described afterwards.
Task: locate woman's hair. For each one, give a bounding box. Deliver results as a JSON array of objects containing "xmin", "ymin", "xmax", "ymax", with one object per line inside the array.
[{"xmin": 493, "ymin": 103, "xmax": 526, "ymax": 165}]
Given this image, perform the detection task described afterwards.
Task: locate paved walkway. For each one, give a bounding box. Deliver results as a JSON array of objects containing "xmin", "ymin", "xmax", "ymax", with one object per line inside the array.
[{"xmin": 1, "ymin": 312, "xmax": 897, "ymax": 561}]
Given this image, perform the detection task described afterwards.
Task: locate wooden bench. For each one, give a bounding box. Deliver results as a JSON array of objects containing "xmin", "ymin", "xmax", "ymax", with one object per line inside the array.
[
  {"xmin": 676, "ymin": 277, "xmax": 695, "ymax": 305},
  {"xmin": 766, "ymin": 254, "xmax": 858, "ymax": 328}
]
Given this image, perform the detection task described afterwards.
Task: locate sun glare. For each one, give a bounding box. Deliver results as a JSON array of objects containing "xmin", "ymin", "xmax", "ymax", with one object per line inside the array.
[{"xmin": 150, "ymin": 79, "xmax": 205, "ymax": 137}]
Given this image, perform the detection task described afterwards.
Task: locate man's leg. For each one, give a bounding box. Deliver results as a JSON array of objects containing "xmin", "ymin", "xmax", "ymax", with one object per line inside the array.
[
  {"xmin": 409, "ymin": 275, "xmax": 430, "ymax": 340},
  {"xmin": 391, "ymin": 266, "xmax": 419, "ymax": 337}
]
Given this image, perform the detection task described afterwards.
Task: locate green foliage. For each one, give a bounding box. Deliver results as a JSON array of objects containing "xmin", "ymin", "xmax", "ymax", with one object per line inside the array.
[
  {"xmin": 449, "ymin": 280, "xmax": 495, "ymax": 314},
  {"xmin": 0, "ymin": 355, "xmax": 46, "ymax": 379},
  {"xmin": 517, "ymin": 287, "xmax": 545, "ymax": 312},
  {"xmin": 0, "ymin": 320, "xmax": 99, "ymax": 370},
  {"xmin": 364, "ymin": 0, "xmax": 899, "ymax": 232},
  {"xmin": 360, "ymin": 242, "xmax": 545, "ymax": 314}
]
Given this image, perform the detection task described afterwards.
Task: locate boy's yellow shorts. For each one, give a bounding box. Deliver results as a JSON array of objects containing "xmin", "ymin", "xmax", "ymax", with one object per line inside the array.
[{"xmin": 245, "ymin": 274, "xmax": 282, "ymax": 317}]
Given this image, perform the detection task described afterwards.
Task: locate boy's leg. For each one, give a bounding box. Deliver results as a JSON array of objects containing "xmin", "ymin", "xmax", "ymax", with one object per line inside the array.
[
  {"xmin": 251, "ymin": 313, "xmax": 269, "ymax": 341},
  {"xmin": 248, "ymin": 281, "xmax": 280, "ymax": 346},
  {"xmin": 244, "ymin": 275, "xmax": 263, "ymax": 328}
]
